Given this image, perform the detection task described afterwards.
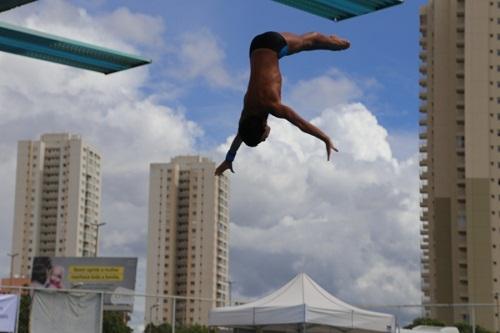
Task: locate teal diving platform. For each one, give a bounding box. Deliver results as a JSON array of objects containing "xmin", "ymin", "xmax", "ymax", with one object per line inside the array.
[{"xmin": 0, "ymin": 21, "xmax": 151, "ymax": 74}]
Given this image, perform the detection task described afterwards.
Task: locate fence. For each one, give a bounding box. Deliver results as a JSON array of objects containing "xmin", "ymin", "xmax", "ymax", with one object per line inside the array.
[{"xmin": 2, "ymin": 285, "xmax": 499, "ymax": 333}]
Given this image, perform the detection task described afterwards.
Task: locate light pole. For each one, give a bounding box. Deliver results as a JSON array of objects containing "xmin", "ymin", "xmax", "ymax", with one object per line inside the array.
[
  {"xmin": 227, "ymin": 280, "xmax": 235, "ymax": 306},
  {"xmin": 7, "ymin": 253, "xmax": 19, "ymax": 282},
  {"xmin": 149, "ymin": 304, "xmax": 159, "ymax": 333},
  {"xmin": 90, "ymin": 222, "xmax": 106, "ymax": 256}
]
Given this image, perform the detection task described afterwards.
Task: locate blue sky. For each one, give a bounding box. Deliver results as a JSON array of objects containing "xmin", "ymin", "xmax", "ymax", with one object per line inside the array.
[
  {"xmin": 76, "ymin": 0, "xmax": 425, "ymax": 139},
  {"xmin": 0, "ymin": 1, "xmax": 426, "ymax": 330}
]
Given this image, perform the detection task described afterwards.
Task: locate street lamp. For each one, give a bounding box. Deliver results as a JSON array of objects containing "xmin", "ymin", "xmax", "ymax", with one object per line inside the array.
[
  {"xmin": 149, "ymin": 304, "xmax": 160, "ymax": 333},
  {"xmin": 227, "ymin": 280, "xmax": 235, "ymax": 306},
  {"xmin": 90, "ymin": 222, "xmax": 106, "ymax": 256},
  {"xmin": 7, "ymin": 253, "xmax": 19, "ymax": 282}
]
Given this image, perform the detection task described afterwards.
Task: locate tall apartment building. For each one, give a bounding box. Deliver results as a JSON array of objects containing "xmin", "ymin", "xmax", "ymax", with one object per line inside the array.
[
  {"xmin": 419, "ymin": 0, "xmax": 500, "ymax": 329},
  {"xmin": 11, "ymin": 133, "xmax": 102, "ymax": 278},
  {"xmin": 145, "ymin": 156, "xmax": 230, "ymax": 326}
]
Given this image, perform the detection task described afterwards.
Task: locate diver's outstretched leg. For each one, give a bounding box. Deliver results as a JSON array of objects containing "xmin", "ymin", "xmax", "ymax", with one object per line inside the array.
[{"xmin": 280, "ymin": 32, "xmax": 350, "ymax": 55}]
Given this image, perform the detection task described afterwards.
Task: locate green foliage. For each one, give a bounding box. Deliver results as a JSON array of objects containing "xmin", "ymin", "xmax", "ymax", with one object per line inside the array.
[
  {"xmin": 144, "ymin": 323, "xmax": 214, "ymax": 333},
  {"xmin": 405, "ymin": 317, "xmax": 446, "ymax": 329},
  {"xmin": 17, "ymin": 294, "xmax": 31, "ymax": 333},
  {"xmin": 102, "ymin": 311, "xmax": 133, "ymax": 333},
  {"xmin": 177, "ymin": 324, "xmax": 213, "ymax": 333},
  {"xmin": 453, "ymin": 322, "xmax": 493, "ymax": 333},
  {"xmin": 404, "ymin": 317, "xmax": 493, "ymax": 333},
  {"xmin": 144, "ymin": 322, "xmax": 172, "ymax": 333}
]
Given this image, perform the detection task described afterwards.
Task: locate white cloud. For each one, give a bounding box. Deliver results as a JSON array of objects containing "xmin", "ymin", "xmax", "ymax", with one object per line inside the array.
[
  {"xmin": 0, "ymin": 3, "xmax": 197, "ymax": 331},
  {"xmin": 168, "ymin": 28, "xmax": 244, "ymax": 90},
  {"xmin": 220, "ymin": 101, "xmax": 420, "ymax": 318},
  {"xmin": 2, "ymin": 0, "xmax": 164, "ymax": 54},
  {"xmin": 287, "ymin": 69, "xmax": 364, "ymax": 118}
]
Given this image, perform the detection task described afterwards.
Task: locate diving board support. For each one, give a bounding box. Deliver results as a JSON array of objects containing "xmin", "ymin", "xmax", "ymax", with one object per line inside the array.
[
  {"xmin": 0, "ymin": 0, "xmax": 37, "ymax": 13},
  {"xmin": 0, "ymin": 21, "xmax": 151, "ymax": 74},
  {"xmin": 271, "ymin": 0, "xmax": 404, "ymax": 21}
]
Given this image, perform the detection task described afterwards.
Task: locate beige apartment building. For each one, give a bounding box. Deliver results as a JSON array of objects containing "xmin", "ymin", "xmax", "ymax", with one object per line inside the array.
[
  {"xmin": 420, "ymin": 0, "xmax": 500, "ymax": 329},
  {"xmin": 145, "ymin": 156, "xmax": 230, "ymax": 326},
  {"xmin": 10, "ymin": 133, "xmax": 102, "ymax": 278}
]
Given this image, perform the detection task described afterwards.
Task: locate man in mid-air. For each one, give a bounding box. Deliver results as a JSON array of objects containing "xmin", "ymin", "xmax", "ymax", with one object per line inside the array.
[{"xmin": 215, "ymin": 31, "xmax": 350, "ymax": 175}]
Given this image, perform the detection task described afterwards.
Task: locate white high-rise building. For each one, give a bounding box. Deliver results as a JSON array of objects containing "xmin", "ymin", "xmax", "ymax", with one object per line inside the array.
[
  {"xmin": 145, "ymin": 156, "xmax": 230, "ymax": 327},
  {"xmin": 11, "ymin": 133, "xmax": 102, "ymax": 278}
]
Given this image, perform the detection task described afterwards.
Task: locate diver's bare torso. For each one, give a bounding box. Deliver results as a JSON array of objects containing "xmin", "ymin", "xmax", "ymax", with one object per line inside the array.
[{"xmin": 242, "ymin": 49, "xmax": 283, "ymax": 120}]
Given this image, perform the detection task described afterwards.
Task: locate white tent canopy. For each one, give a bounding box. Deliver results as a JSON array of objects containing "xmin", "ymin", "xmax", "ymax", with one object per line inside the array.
[{"xmin": 209, "ymin": 273, "xmax": 395, "ymax": 333}]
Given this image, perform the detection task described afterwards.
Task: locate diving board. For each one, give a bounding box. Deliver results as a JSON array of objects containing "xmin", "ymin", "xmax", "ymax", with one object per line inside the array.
[
  {"xmin": 271, "ymin": 0, "xmax": 404, "ymax": 21},
  {"xmin": 0, "ymin": 0, "xmax": 37, "ymax": 13},
  {"xmin": 0, "ymin": 21, "xmax": 151, "ymax": 74}
]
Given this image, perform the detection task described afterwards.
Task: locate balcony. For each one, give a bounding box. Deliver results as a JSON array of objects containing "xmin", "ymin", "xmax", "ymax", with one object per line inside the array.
[
  {"xmin": 419, "ymin": 103, "xmax": 428, "ymax": 113},
  {"xmin": 419, "ymin": 114, "xmax": 427, "ymax": 126},
  {"xmin": 421, "ymin": 233, "xmax": 429, "ymax": 243},
  {"xmin": 420, "ymin": 171, "xmax": 429, "ymax": 180},
  {"xmin": 420, "ymin": 198, "xmax": 429, "ymax": 208},
  {"xmin": 419, "ymin": 64, "xmax": 427, "ymax": 74}
]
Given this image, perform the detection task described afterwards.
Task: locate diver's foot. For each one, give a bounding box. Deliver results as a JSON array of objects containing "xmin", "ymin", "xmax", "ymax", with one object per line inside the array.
[{"xmin": 328, "ymin": 35, "xmax": 350, "ymax": 50}]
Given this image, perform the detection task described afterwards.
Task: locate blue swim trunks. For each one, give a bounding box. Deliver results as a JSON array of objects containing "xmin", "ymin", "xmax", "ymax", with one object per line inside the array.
[{"xmin": 249, "ymin": 31, "xmax": 289, "ymax": 59}]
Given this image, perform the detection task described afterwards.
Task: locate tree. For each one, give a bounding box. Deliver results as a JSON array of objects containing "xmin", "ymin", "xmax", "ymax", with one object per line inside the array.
[
  {"xmin": 405, "ymin": 317, "xmax": 446, "ymax": 329},
  {"xmin": 144, "ymin": 323, "xmax": 215, "ymax": 333},
  {"xmin": 453, "ymin": 322, "xmax": 493, "ymax": 333},
  {"xmin": 144, "ymin": 322, "xmax": 172, "ymax": 333},
  {"xmin": 177, "ymin": 324, "xmax": 212, "ymax": 333},
  {"xmin": 102, "ymin": 311, "xmax": 133, "ymax": 333},
  {"xmin": 17, "ymin": 294, "xmax": 31, "ymax": 333}
]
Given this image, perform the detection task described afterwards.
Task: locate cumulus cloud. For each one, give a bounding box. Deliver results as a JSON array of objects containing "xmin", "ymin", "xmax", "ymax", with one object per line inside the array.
[
  {"xmin": 168, "ymin": 28, "xmax": 245, "ymax": 90},
  {"xmin": 220, "ymin": 102, "xmax": 420, "ymax": 320},
  {"xmin": 0, "ymin": 2, "xmax": 197, "ymax": 330},
  {"xmin": 287, "ymin": 69, "xmax": 366, "ymax": 118}
]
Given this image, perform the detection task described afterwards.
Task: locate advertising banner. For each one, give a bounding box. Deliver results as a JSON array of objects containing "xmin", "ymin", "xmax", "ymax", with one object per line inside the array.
[
  {"xmin": 31, "ymin": 257, "xmax": 137, "ymax": 311},
  {"xmin": 0, "ymin": 294, "xmax": 19, "ymax": 333}
]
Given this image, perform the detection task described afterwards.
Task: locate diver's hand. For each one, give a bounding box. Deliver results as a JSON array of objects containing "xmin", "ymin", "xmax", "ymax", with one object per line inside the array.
[
  {"xmin": 215, "ymin": 160, "xmax": 234, "ymax": 176},
  {"xmin": 325, "ymin": 138, "xmax": 339, "ymax": 161}
]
